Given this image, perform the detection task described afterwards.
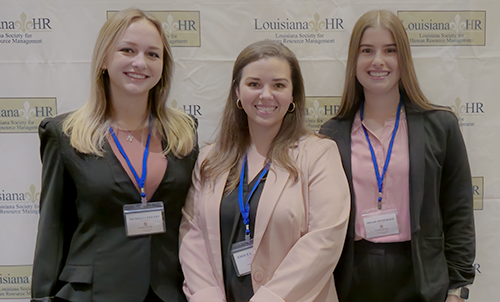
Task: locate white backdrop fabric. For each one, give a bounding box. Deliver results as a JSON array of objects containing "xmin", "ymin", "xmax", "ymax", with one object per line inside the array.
[{"xmin": 0, "ymin": 0, "xmax": 498, "ymax": 301}]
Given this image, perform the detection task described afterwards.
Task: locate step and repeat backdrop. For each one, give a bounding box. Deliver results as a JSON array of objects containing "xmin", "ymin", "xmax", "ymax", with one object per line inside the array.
[{"xmin": 0, "ymin": 0, "xmax": 498, "ymax": 300}]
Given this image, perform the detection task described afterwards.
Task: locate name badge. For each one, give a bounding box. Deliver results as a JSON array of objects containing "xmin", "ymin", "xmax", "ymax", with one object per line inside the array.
[
  {"xmin": 231, "ymin": 239, "xmax": 253, "ymax": 277},
  {"xmin": 363, "ymin": 211, "xmax": 399, "ymax": 239},
  {"xmin": 123, "ymin": 201, "xmax": 166, "ymax": 237}
]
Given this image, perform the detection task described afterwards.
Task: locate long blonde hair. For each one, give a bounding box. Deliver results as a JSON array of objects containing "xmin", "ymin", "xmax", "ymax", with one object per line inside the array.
[
  {"xmin": 336, "ymin": 10, "xmax": 440, "ymax": 119},
  {"xmin": 201, "ymin": 40, "xmax": 310, "ymax": 192},
  {"xmin": 63, "ymin": 8, "xmax": 195, "ymax": 157}
]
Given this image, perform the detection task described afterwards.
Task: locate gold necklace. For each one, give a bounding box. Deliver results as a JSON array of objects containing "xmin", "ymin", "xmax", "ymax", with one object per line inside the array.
[{"xmin": 111, "ymin": 121, "xmax": 148, "ymax": 143}]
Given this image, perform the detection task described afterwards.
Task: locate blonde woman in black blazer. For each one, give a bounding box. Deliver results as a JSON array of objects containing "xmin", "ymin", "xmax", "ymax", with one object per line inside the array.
[{"xmin": 31, "ymin": 9, "xmax": 197, "ymax": 302}]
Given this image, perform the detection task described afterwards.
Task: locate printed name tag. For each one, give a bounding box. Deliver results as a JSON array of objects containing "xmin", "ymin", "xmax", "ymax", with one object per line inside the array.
[
  {"xmin": 123, "ymin": 201, "xmax": 166, "ymax": 237},
  {"xmin": 231, "ymin": 239, "xmax": 253, "ymax": 277},
  {"xmin": 363, "ymin": 211, "xmax": 399, "ymax": 239}
]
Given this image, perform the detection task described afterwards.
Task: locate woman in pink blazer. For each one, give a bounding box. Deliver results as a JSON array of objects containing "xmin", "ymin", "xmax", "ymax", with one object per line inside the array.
[{"xmin": 179, "ymin": 40, "xmax": 350, "ymax": 302}]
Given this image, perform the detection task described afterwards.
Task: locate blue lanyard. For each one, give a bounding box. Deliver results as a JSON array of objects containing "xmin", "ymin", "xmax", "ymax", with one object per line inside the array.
[
  {"xmin": 238, "ymin": 155, "xmax": 270, "ymax": 241},
  {"xmin": 360, "ymin": 100, "xmax": 402, "ymax": 210},
  {"xmin": 109, "ymin": 123, "xmax": 152, "ymax": 205}
]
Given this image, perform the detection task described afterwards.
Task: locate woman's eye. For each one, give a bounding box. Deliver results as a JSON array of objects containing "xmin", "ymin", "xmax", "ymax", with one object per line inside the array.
[
  {"xmin": 387, "ymin": 48, "xmax": 397, "ymax": 53},
  {"xmin": 121, "ymin": 48, "xmax": 133, "ymax": 53},
  {"xmin": 275, "ymin": 83, "xmax": 285, "ymax": 88},
  {"xmin": 149, "ymin": 52, "xmax": 160, "ymax": 58},
  {"xmin": 360, "ymin": 48, "xmax": 371, "ymax": 53},
  {"xmin": 248, "ymin": 82, "xmax": 259, "ymax": 87}
]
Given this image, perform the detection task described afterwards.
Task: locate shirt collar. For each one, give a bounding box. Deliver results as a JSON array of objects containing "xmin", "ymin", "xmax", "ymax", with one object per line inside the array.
[{"xmin": 351, "ymin": 106, "xmax": 407, "ymax": 134}]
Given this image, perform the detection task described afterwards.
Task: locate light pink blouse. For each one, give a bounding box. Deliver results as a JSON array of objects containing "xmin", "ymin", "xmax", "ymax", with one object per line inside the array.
[
  {"xmin": 351, "ymin": 108, "xmax": 411, "ymax": 243},
  {"xmin": 107, "ymin": 128, "xmax": 167, "ymax": 202}
]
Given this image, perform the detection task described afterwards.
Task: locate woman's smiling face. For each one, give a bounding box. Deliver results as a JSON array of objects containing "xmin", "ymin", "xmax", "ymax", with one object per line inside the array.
[
  {"xmin": 103, "ymin": 19, "xmax": 164, "ymax": 100},
  {"xmin": 236, "ymin": 57, "xmax": 294, "ymax": 134},
  {"xmin": 356, "ymin": 26, "xmax": 401, "ymax": 98}
]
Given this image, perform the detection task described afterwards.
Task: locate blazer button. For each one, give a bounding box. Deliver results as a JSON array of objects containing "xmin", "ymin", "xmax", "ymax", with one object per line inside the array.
[{"xmin": 253, "ymin": 271, "xmax": 263, "ymax": 282}]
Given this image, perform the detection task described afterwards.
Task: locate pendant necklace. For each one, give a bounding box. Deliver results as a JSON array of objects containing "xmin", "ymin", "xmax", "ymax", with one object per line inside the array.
[
  {"xmin": 112, "ymin": 118, "xmax": 148, "ymax": 143},
  {"xmin": 126, "ymin": 132, "xmax": 134, "ymax": 143}
]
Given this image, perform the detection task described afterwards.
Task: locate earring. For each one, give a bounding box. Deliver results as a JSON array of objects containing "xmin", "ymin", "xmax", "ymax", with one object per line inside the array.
[
  {"xmin": 288, "ymin": 102, "xmax": 296, "ymax": 113},
  {"xmin": 236, "ymin": 98, "xmax": 243, "ymax": 109}
]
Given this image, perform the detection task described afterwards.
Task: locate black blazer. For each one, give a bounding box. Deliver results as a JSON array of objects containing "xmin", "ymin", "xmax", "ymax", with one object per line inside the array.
[
  {"xmin": 319, "ymin": 98, "xmax": 475, "ymax": 302},
  {"xmin": 31, "ymin": 113, "xmax": 198, "ymax": 302}
]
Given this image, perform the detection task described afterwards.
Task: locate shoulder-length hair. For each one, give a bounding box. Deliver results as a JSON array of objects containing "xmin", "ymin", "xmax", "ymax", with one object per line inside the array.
[
  {"xmin": 336, "ymin": 10, "xmax": 439, "ymax": 119},
  {"xmin": 201, "ymin": 40, "xmax": 310, "ymax": 192},
  {"xmin": 62, "ymin": 8, "xmax": 195, "ymax": 157}
]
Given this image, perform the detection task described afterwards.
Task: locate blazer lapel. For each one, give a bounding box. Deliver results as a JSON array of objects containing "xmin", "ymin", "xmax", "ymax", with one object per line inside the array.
[
  {"xmin": 252, "ymin": 151, "xmax": 293, "ymax": 256},
  {"xmin": 104, "ymin": 136, "xmax": 140, "ymax": 200},
  {"xmin": 149, "ymin": 151, "xmax": 186, "ymax": 203},
  {"xmin": 335, "ymin": 119, "xmax": 354, "ymax": 190},
  {"xmin": 406, "ymin": 105, "xmax": 425, "ymax": 234},
  {"xmin": 203, "ymin": 171, "xmax": 229, "ymax": 284},
  {"xmin": 333, "ymin": 119, "xmax": 356, "ymax": 240}
]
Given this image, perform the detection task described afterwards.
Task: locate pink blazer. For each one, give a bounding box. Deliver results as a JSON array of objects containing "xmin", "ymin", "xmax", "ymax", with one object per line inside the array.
[{"xmin": 180, "ymin": 135, "xmax": 350, "ymax": 302}]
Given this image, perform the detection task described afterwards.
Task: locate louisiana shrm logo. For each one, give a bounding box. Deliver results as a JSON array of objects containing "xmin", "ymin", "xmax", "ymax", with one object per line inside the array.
[
  {"xmin": 0, "ymin": 266, "xmax": 32, "ymax": 299},
  {"xmin": 255, "ymin": 13, "xmax": 344, "ymax": 45},
  {"xmin": 0, "ymin": 184, "xmax": 40, "ymax": 215},
  {"xmin": 107, "ymin": 11, "xmax": 201, "ymax": 47},
  {"xmin": 305, "ymin": 96, "xmax": 341, "ymax": 131},
  {"xmin": 0, "ymin": 98, "xmax": 56, "ymax": 133},
  {"xmin": 398, "ymin": 11, "xmax": 485, "ymax": 46},
  {"xmin": 169, "ymin": 99, "xmax": 203, "ymax": 117},
  {"xmin": 449, "ymin": 97, "xmax": 484, "ymax": 127},
  {"xmin": 0, "ymin": 12, "xmax": 52, "ymax": 45}
]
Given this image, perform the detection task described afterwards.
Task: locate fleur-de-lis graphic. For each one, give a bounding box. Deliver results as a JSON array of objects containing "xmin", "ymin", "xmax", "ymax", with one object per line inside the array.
[
  {"xmin": 308, "ymin": 13, "xmax": 325, "ymax": 33},
  {"xmin": 450, "ymin": 97, "xmax": 465, "ymax": 116},
  {"xmin": 307, "ymin": 99, "xmax": 325, "ymax": 119},
  {"xmin": 449, "ymin": 14, "xmax": 466, "ymax": 34},
  {"xmin": 170, "ymin": 99, "xmax": 179, "ymax": 109},
  {"xmin": 169, "ymin": 99, "xmax": 185, "ymax": 113},
  {"xmin": 15, "ymin": 12, "xmax": 33, "ymax": 33},
  {"xmin": 25, "ymin": 184, "xmax": 41, "ymax": 203},
  {"xmin": 162, "ymin": 15, "xmax": 179, "ymax": 36},
  {"xmin": 19, "ymin": 101, "xmax": 36, "ymax": 121}
]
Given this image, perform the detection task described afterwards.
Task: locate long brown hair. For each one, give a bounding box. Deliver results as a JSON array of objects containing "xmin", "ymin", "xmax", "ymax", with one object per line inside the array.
[
  {"xmin": 63, "ymin": 8, "xmax": 196, "ymax": 157},
  {"xmin": 336, "ymin": 10, "xmax": 439, "ymax": 119},
  {"xmin": 201, "ymin": 40, "xmax": 310, "ymax": 192}
]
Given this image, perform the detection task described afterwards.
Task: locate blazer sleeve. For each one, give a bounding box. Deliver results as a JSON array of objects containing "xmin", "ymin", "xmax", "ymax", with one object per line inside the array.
[
  {"xmin": 31, "ymin": 118, "xmax": 78, "ymax": 302},
  {"xmin": 439, "ymin": 112, "xmax": 475, "ymax": 288},
  {"xmin": 252, "ymin": 139, "xmax": 351, "ymax": 302},
  {"xmin": 179, "ymin": 148, "xmax": 226, "ymax": 302}
]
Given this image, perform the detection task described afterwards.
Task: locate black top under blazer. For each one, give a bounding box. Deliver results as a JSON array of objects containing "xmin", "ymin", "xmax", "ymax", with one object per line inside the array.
[
  {"xmin": 31, "ymin": 113, "xmax": 198, "ymax": 302},
  {"xmin": 319, "ymin": 97, "xmax": 475, "ymax": 302}
]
